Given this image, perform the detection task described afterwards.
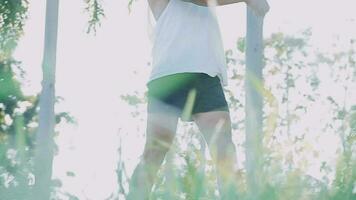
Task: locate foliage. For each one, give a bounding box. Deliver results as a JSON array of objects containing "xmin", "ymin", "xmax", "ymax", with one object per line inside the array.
[
  {"xmin": 0, "ymin": 60, "xmax": 38, "ymax": 199},
  {"xmin": 0, "ymin": 61, "xmax": 76, "ymax": 199},
  {"xmin": 84, "ymin": 0, "xmax": 105, "ymax": 34},
  {"xmin": 1, "ymin": 0, "xmax": 355, "ymax": 198},
  {"xmin": 0, "ymin": 1, "xmax": 83, "ymax": 198},
  {"xmin": 120, "ymin": 31, "xmax": 356, "ymax": 200},
  {"xmin": 0, "ymin": 0, "xmax": 28, "ymax": 62}
]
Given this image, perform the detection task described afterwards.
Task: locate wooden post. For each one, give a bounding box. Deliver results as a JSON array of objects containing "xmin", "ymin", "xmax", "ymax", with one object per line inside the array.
[
  {"xmin": 245, "ymin": 6, "xmax": 264, "ymax": 200},
  {"xmin": 32, "ymin": 0, "xmax": 59, "ymax": 199}
]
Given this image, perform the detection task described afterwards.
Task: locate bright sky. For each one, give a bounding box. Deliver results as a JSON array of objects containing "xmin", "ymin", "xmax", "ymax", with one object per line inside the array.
[{"xmin": 13, "ymin": 0, "xmax": 356, "ymax": 199}]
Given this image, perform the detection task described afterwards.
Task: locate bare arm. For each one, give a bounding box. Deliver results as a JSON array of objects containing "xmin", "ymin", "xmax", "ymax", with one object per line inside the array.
[
  {"xmin": 181, "ymin": 0, "xmax": 270, "ymax": 17},
  {"xmin": 181, "ymin": 0, "xmax": 246, "ymax": 6}
]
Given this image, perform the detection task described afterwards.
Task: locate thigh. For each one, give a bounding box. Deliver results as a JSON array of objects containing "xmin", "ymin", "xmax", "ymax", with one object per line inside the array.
[
  {"xmin": 147, "ymin": 73, "xmax": 200, "ymax": 117},
  {"xmin": 145, "ymin": 112, "xmax": 179, "ymax": 150},
  {"xmin": 193, "ymin": 74, "xmax": 230, "ymax": 115},
  {"xmin": 192, "ymin": 111, "xmax": 232, "ymax": 145},
  {"xmin": 147, "ymin": 73, "xmax": 199, "ymax": 99}
]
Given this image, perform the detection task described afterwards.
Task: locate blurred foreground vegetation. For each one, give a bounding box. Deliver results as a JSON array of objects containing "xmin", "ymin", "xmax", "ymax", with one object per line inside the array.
[
  {"xmin": 0, "ymin": 0, "xmax": 355, "ymax": 199},
  {"xmin": 118, "ymin": 30, "xmax": 356, "ymax": 200},
  {"xmin": 1, "ymin": 30, "xmax": 355, "ymax": 200}
]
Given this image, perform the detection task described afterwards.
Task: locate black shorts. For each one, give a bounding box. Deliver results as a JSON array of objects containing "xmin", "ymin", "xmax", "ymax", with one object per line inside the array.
[{"xmin": 147, "ymin": 72, "xmax": 229, "ymax": 122}]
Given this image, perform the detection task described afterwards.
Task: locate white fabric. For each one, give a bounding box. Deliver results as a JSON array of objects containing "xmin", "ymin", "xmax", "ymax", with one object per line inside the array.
[{"xmin": 147, "ymin": 0, "xmax": 228, "ymax": 87}]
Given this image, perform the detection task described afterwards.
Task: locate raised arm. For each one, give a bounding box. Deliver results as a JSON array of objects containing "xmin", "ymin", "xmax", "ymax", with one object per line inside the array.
[
  {"xmin": 181, "ymin": 0, "xmax": 245, "ymax": 6},
  {"xmin": 182, "ymin": 0, "xmax": 270, "ymax": 17}
]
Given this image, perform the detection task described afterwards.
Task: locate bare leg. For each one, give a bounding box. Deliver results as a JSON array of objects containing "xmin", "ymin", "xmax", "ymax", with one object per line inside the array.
[
  {"xmin": 127, "ymin": 112, "xmax": 179, "ymax": 200},
  {"xmin": 193, "ymin": 111, "xmax": 238, "ymax": 200}
]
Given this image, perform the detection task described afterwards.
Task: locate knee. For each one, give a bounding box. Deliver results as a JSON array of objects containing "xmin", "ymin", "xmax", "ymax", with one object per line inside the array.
[
  {"xmin": 147, "ymin": 114, "xmax": 177, "ymax": 146},
  {"xmin": 155, "ymin": 130, "xmax": 175, "ymax": 144},
  {"xmin": 211, "ymin": 137, "xmax": 235, "ymax": 154},
  {"xmin": 143, "ymin": 133, "xmax": 175, "ymax": 162},
  {"xmin": 143, "ymin": 147, "xmax": 169, "ymax": 164},
  {"xmin": 194, "ymin": 111, "xmax": 232, "ymax": 138},
  {"xmin": 208, "ymin": 131, "xmax": 236, "ymax": 159},
  {"xmin": 209, "ymin": 121, "xmax": 233, "ymax": 148}
]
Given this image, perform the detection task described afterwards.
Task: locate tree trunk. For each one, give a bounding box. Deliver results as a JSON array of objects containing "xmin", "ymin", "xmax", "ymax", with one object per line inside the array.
[
  {"xmin": 32, "ymin": 0, "xmax": 59, "ymax": 199},
  {"xmin": 245, "ymin": 7, "xmax": 264, "ymax": 200}
]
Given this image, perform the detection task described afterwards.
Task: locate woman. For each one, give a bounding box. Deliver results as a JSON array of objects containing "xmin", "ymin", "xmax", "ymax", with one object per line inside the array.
[{"xmin": 127, "ymin": 0, "xmax": 269, "ymax": 199}]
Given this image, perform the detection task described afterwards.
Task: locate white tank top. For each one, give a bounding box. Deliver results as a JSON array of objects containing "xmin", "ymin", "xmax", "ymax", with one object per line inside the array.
[{"xmin": 147, "ymin": 0, "xmax": 228, "ymax": 87}]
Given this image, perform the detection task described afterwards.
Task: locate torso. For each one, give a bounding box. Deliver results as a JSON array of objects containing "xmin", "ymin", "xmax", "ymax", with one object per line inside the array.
[{"xmin": 147, "ymin": 0, "xmax": 229, "ymax": 87}]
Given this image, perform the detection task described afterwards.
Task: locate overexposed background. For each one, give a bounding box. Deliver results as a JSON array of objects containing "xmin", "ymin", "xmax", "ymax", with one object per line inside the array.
[{"xmin": 13, "ymin": 0, "xmax": 356, "ymax": 199}]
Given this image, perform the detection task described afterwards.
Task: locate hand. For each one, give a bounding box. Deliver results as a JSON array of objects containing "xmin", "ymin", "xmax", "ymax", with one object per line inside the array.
[{"xmin": 245, "ymin": 0, "xmax": 270, "ymax": 17}]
